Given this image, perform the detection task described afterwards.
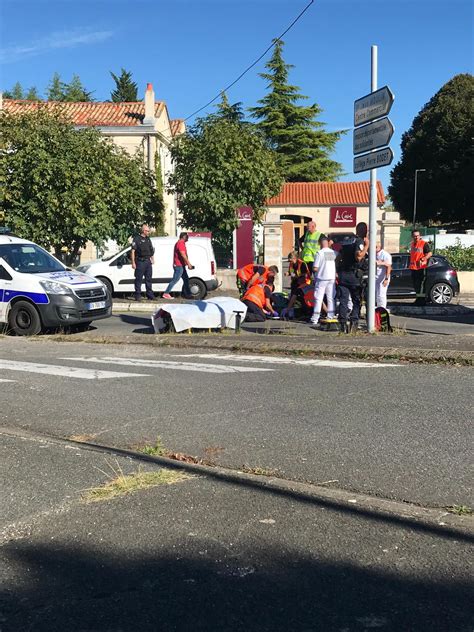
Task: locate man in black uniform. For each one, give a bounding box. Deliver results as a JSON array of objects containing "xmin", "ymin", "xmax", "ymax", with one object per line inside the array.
[
  {"xmin": 336, "ymin": 222, "xmax": 369, "ymax": 333},
  {"xmin": 131, "ymin": 224, "xmax": 155, "ymax": 301}
]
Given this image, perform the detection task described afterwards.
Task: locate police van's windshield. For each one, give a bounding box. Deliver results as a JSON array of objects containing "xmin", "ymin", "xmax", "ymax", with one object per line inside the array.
[{"xmin": 0, "ymin": 244, "xmax": 65, "ymax": 274}]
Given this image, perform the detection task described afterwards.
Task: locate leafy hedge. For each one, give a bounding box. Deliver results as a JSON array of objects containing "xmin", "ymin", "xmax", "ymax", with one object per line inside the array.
[{"xmin": 435, "ymin": 242, "xmax": 474, "ymax": 271}]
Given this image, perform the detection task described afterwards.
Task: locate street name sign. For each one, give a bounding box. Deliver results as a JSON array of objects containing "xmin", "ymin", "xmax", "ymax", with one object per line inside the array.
[
  {"xmin": 353, "ymin": 147, "xmax": 393, "ymax": 173},
  {"xmin": 354, "ymin": 85, "xmax": 394, "ymax": 127},
  {"xmin": 353, "ymin": 116, "xmax": 394, "ymax": 155}
]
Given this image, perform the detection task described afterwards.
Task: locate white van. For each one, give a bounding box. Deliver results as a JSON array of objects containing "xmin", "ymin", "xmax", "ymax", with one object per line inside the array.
[
  {"xmin": 77, "ymin": 236, "xmax": 218, "ymax": 300},
  {"xmin": 0, "ymin": 235, "xmax": 112, "ymax": 335}
]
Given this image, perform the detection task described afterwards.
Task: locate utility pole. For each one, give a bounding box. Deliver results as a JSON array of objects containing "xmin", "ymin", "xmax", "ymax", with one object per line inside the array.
[
  {"xmin": 413, "ymin": 168, "xmax": 426, "ymax": 227},
  {"xmin": 366, "ymin": 45, "xmax": 378, "ymax": 334}
]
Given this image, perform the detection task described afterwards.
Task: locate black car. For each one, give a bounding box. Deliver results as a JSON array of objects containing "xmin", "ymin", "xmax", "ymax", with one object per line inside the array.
[{"xmin": 388, "ymin": 253, "xmax": 460, "ymax": 304}]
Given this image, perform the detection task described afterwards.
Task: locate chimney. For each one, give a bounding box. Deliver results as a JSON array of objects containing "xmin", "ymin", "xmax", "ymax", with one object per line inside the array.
[{"xmin": 143, "ymin": 83, "xmax": 155, "ymax": 126}]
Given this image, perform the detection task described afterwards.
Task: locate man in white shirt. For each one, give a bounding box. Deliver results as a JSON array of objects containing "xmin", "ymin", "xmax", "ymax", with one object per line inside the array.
[
  {"xmin": 376, "ymin": 243, "xmax": 392, "ymax": 309},
  {"xmin": 311, "ymin": 235, "xmax": 336, "ymax": 325}
]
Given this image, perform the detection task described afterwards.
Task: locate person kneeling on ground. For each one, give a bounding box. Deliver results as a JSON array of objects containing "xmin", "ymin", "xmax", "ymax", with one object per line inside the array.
[
  {"xmin": 242, "ymin": 283, "xmax": 277, "ymax": 322},
  {"xmin": 286, "ymin": 252, "xmax": 311, "ymax": 293},
  {"xmin": 311, "ymin": 235, "xmax": 336, "ymax": 326},
  {"xmin": 236, "ymin": 263, "xmax": 279, "ymax": 298}
]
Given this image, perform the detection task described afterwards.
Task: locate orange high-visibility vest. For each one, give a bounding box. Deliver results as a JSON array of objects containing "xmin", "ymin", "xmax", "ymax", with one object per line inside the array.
[
  {"xmin": 409, "ymin": 239, "xmax": 428, "ymax": 270},
  {"xmin": 243, "ymin": 284, "xmax": 267, "ymax": 309},
  {"xmin": 237, "ymin": 264, "xmax": 258, "ymax": 283}
]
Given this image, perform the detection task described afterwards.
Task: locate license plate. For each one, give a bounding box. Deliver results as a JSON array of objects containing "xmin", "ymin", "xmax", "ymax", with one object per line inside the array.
[{"xmin": 86, "ymin": 301, "xmax": 106, "ymax": 310}]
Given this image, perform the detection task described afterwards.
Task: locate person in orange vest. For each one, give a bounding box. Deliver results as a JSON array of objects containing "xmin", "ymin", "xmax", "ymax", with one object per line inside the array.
[
  {"xmin": 242, "ymin": 283, "xmax": 277, "ymax": 322},
  {"xmin": 236, "ymin": 263, "xmax": 279, "ymax": 298},
  {"xmin": 286, "ymin": 251, "xmax": 311, "ymax": 293},
  {"xmin": 409, "ymin": 229, "xmax": 432, "ymax": 305}
]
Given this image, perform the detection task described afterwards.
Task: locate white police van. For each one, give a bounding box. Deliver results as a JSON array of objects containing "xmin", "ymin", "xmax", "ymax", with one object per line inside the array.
[{"xmin": 0, "ymin": 234, "xmax": 112, "ymax": 335}]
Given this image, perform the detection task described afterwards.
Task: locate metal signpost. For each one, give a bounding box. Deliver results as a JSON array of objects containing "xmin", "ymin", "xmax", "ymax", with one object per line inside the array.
[{"xmin": 353, "ymin": 46, "xmax": 394, "ymax": 333}]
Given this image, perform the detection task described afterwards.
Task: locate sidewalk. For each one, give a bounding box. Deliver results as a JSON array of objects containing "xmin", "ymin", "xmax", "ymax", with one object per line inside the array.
[{"xmin": 2, "ymin": 428, "xmax": 473, "ymax": 632}]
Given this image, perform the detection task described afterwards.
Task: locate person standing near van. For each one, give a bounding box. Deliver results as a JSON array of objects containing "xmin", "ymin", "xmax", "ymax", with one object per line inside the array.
[
  {"xmin": 131, "ymin": 224, "xmax": 155, "ymax": 301},
  {"xmin": 162, "ymin": 232, "xmax": 194, "ymax": 299},
  {"xmin": 375, "ymin": 243, "xmax": 392, "ymax": 309}
]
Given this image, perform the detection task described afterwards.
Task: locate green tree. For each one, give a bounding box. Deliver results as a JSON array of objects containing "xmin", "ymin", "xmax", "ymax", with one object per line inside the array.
[
  {"xmin": 168, "ymin": 112, "xmax": 282, "ymax": 242},
  {"xmin": 389, "ymin": 74, "xmax": 474, "ymax": 227},
  {"xmin": 214, "ymin": 92, "xmax": 245, "ymax": 123},
  {"xmin": 47, "ymin": 73, "xmax": 66, "ymax": 101},
  {"xmin": 0, "ymin": 109, "xmax": 161, "ymax": 265},
  {"xmin": 63, "ymin": 74, "xmax": 93, "ymax": 102},
  {"xmin": 250, "ymin": 39, "xmax": 344, "ymax": 182},
  {"xmin": 25, "ymin": 86, "xmax": 41, "ymax": 101},
  {"xmin": 110, "ymin": 68, "xmax": 138, "ymax": 102},
  {"xmin": 6, "ymin": 82, "xmax": 25, "ymax": 99}
]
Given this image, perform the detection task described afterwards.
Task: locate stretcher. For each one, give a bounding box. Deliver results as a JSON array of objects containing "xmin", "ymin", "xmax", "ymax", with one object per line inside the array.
[{"xmin": 151, "ymin": 296, "xmax": 248, "ymax": 333}]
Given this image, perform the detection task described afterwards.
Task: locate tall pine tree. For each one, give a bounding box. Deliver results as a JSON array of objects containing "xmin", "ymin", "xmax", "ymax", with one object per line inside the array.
[
  {"xmin": 110, "ymin": 68, "xmax": 138, "ymax": 102},
  {"xmin": 250, "ymin": 40, "xmax": 343, "ymax": 182},
  {"xmin": 63, "ymin": 74, "xmax": 93, "ymax": 102},
  {"xmin": 25, "ymin": 86, "xmax": 41, "ymax": 101},
  {"xmin": 47, "ymin": 73, "xmax": 66, "ymax": 101}
]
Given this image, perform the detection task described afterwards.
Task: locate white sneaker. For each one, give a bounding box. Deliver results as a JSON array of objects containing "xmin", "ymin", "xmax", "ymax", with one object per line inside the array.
[{"xmin": 162, "ymin": 293, "xmax": 174, "ymax": 300}]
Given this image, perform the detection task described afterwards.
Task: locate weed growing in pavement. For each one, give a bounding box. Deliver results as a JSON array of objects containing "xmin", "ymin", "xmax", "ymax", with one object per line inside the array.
[
  {"xmin": 82, "ymin": 459, "xmax": 190, "ymax": 503},
  {"xmin": 138, "ymin": 436, "xmax": 167, "ymax": 456},
  {"xmin": 446, "ymin": 505, "xmax": 473, "ymax": 516}
]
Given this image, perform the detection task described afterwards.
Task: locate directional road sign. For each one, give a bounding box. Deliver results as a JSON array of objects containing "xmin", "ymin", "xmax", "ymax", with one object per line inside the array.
[
  {"xmin": 353, "ymin": 147, "xmax": 394, "ymax": 173},
  {"xmin": 353, "ymin": 116, "xmax": 394, "ymax": 155},
  {"xmin": 354, "ymin": 85, "xmax": 394, "ymax": 127}
]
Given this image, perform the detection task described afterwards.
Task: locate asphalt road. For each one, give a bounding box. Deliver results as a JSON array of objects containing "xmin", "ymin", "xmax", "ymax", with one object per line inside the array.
[{"xmin": 1, "ymin": 337, "xmax": 472, "ymax": 507}]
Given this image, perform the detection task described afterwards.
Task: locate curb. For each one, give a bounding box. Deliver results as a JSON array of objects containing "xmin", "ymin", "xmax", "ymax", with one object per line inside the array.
[
  {"xmin": 2, "ymin": 425, "xmax": 472, "ymax": 533},
  {"xmin": 112, "ymin": 301, "xmax": 473, "ymax": 316},
  {"xmin": 44, "ymin": 332, "xmax": 474, "ymax": 365}
]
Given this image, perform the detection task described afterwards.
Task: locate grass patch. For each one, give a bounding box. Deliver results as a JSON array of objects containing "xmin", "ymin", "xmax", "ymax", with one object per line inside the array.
[
  {"xmin": 446, "ymin": 504, "xmax": 473, "ymax": 516},
  {"xmin": 82, "ymin": 460, "xmax": 190, "ymax": 503},
  {"xmin": 137, "ymin": 436, "xmax": 167, "ymax": 456}
]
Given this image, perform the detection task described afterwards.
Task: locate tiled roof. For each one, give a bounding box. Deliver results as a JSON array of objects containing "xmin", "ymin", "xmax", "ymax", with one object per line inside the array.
[
  {"xmin": 1, "ymin": 99, "xmax": 165, "ymax": 127},
  {"xmin": 170, "ymin": 118, "xmax": 185, "ymax": 136},
  {"xmin": 267, "ymin": 181, "xmax": 385, "ymax": 206}
]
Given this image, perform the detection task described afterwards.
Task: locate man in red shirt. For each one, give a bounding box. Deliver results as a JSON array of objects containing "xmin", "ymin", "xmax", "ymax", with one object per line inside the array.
[{"xmin": 162, "ymin": 232, "xmax": 195, "ymax": 299}]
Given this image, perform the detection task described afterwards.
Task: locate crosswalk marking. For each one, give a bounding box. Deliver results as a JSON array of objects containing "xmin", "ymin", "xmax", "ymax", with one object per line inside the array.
[
  {"xmin": 174, "ymin": 353, "xmax": 400, "ymax": 368},
  {"xmin": 61, "ymin": 356, "xmax": 274, "ymax": 374},
  {"xmin": 0, "ymin": 359, "xmax": 149, "ymax": 380},
  {"xmin": 0, "ymin": 378, "xmax": 15, "ymax": 383}
]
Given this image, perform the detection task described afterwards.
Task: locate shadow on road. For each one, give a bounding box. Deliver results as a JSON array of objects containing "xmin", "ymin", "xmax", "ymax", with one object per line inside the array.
[
  {"xmin": 3, "ymin": 540, "xmax": 473, "ymax": 631},
  {"xmin": 118, "ymin": 313, "xmax": 154, "ymax": 334}
]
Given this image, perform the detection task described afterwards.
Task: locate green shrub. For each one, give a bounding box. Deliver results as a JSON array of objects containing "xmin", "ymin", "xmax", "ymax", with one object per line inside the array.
[{"xmin": 435, "ymin": 241, "xmax": 474, "ymax": 271}]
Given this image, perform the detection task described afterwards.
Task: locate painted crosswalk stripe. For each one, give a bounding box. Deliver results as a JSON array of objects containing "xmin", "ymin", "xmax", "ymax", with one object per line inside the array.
[
  {"xmin": 61, "ymin": 356, "xmax": 274, "ymax": 374},
  {"xmin": 0, "ymin": 359, "xmax": 149, "ymax": 380},
  {"xmin": 0, "ymin": 378, "xmax": 15, "ymax": 383},
  {"xmin": 174, "ymin": 353, "xmax": 400, "ymax": 368}
]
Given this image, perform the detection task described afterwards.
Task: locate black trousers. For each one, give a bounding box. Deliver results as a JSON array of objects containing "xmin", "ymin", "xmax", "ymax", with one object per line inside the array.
[
  {"xmin": 338, "ymin": 272, "xmax": 362, "ymax": 323},
  {"xmin": 411, "ymin": 269, "xmax": 427, "ymax": 302},
  {"xmin": 243, "ymin": 300, "xmax": 266, "ymax": 322},
  {"xmin": 135, "ymin": 259, "xmax": 154, "ymax": 299}
]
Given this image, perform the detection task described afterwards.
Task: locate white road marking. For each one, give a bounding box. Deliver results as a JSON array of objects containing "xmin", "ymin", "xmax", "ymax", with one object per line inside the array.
[
  {"xmin": 61, "ymin": 356, "xmax": 274, "ymax": 374},
  {"xmin": 0, "ymin": 378, "xmax": 15, "ymax": 383},
  {"xmin": 0, "ymin": 359, "xmax": 149, "ymax": 380},
  {"xmin": 174, "ymin": 353, "xmax": 400, "ymax": 368}
]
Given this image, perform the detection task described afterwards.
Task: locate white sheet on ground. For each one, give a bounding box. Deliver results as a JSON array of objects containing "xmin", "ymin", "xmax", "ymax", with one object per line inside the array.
[{"xmin": 152, "ymin": 296, "xmax": 248, "ymax": 333}]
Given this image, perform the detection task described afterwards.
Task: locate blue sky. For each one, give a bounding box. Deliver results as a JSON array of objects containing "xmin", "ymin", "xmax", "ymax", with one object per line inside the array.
[{"xmin": 1, "ymin": 0, "xmax": 472, "ymax": 192}]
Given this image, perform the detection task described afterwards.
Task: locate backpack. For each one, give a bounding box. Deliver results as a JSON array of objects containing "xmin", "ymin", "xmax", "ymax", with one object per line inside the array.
[{"xmin": 374, "ymin": 307, "xmax": 392, "ymax": 332}]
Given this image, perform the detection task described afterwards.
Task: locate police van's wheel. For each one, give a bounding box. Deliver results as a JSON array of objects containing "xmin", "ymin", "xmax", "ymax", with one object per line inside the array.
[
  {"xmin": 188, "ymin": 278, "xmax": 207, "ymax": 300},
  {"xmin": 429, "ymin": 282, "xmax": 453, "ymax": 304},
  {"xmin": 9, "ymin": 301, "xmax": 42, "ymax": 336},
  {"xmin": 98, "ymin": 277, "xmax": 113, "ymax": 298}
]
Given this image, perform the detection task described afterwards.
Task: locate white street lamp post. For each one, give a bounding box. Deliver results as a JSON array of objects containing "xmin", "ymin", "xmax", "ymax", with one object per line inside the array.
[{"xmin": 413, "ymin": 168, "xmax": 426, "ymax": 227}]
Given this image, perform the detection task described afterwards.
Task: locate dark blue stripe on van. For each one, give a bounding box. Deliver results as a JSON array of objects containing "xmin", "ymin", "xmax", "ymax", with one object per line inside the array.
[{"xmin": 2, "ymin": 290, "xmax": 49, "ymax": 304}]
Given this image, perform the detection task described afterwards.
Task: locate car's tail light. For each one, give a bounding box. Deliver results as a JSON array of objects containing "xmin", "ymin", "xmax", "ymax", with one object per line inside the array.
[
  {"xmin": 211, "ymin": 261, "xmax": 216, "ymax": 275},
  {"xmin": 448, "ymin": 269, "xmax": 457, "ymax": 276}
]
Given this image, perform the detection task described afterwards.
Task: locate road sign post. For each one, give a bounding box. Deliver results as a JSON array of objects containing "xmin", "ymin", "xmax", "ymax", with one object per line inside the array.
[{"xmin": 353, "ymin": 48, "xmax": 394, "ymax": 334}]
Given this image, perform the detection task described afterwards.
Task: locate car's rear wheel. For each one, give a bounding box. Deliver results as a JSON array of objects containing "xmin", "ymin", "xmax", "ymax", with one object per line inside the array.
[
  {"xmin": 8, "ymin": 300, "xmax": 42, "ymax": 336},
  {"xmin": 188, "ymin": 278, "xmax": 207, "ymax": 300},
  {"xmin": 429, "ymin": 282, "xmax": 453, "ymax": 304}
]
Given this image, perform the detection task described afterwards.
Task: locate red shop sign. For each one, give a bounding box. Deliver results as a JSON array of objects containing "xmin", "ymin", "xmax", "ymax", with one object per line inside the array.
[{"xmin": 329, "ymin": 206, "xmax": 357, "ymax": 228}]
